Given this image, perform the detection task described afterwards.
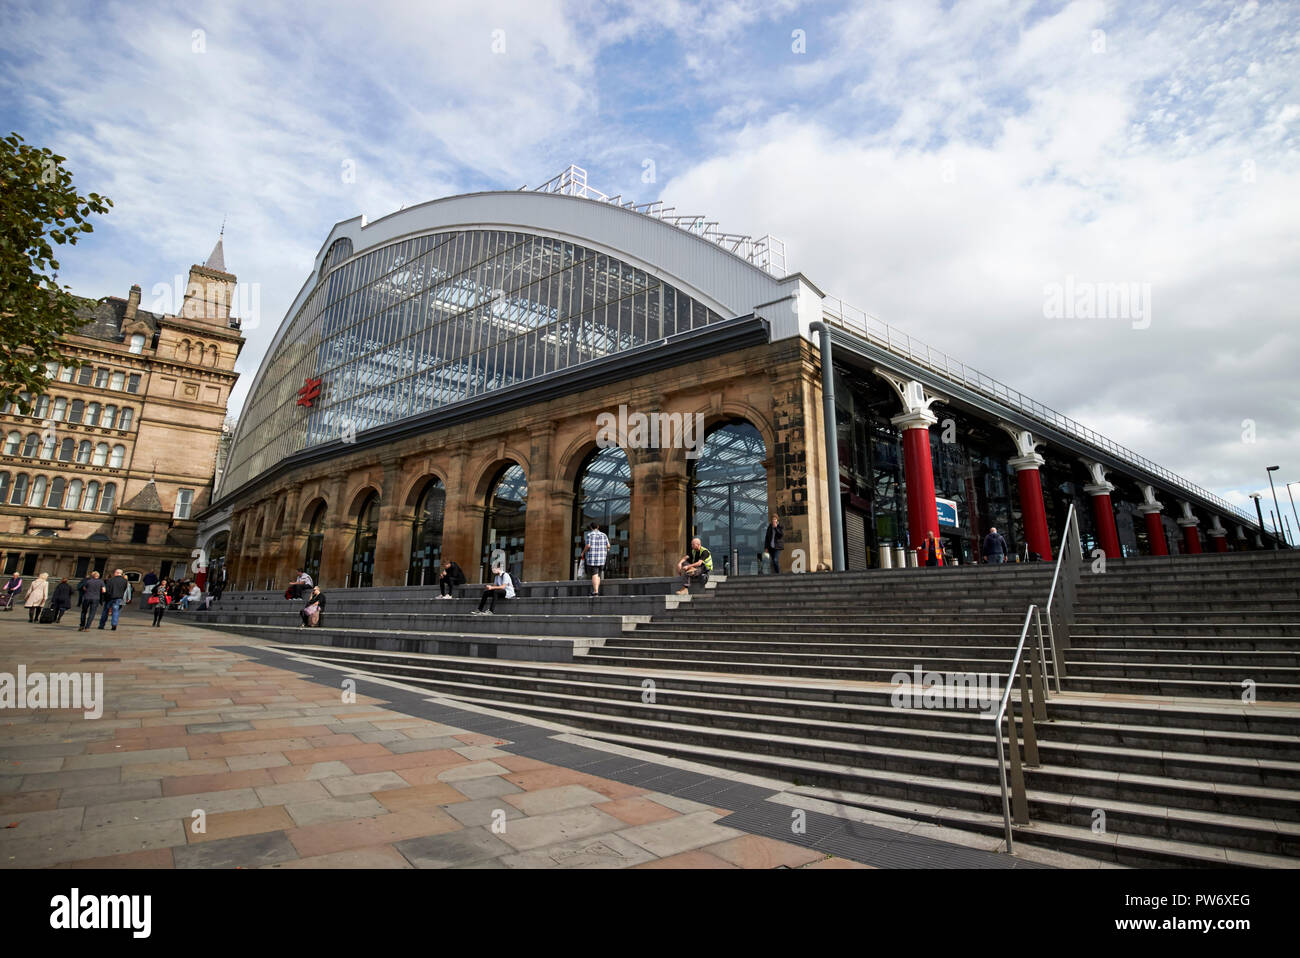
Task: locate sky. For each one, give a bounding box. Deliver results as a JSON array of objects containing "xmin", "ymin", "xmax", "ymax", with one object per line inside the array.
[{"xmin": 2, "ymin": 0, "xmax": 1297, "ymax": 531}]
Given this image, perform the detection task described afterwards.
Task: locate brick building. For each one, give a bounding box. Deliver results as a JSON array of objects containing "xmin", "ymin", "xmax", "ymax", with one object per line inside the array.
[
  {"xmin": 204, "ymin": 166, "xmax": 1260, "ymax": 593},
  {"xmin": 0, "ymin": 240, "xmax": 244, "ymax": 585}
]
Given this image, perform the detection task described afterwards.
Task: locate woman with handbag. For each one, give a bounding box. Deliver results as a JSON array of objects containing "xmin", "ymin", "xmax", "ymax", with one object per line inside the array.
[
  {"xmin": 149, "ymin": 577, "xmax": 171, "ymax": 627},
  {"xmin": 300, "ymin": 586, "xmax": 326, "ymax": 627},
  {"xmin": 24, "ymin": 573, "xmax": 50, "ymax": 623}
]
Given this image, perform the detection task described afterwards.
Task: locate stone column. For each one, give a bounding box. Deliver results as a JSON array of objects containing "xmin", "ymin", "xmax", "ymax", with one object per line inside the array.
[
  {"xmin": 1206, "ymin": 517, "xmax": 1229, "ymax": 553},
  {"xmin": 877, "ymin": 370, "xmax": 943, "ymax": 565},
  {"xmin": 375, "ymin": 457, "xmax": 406, "ymax": 586},
  {"xmin": 1177, "ymin": 501, "xmax": 1203, "ymax": 555},
  {"xmin": 1081, "ymin": 460, "xmax": 1122, "ymax": 561},
  {"xmin": 1001, "ymin": 425, "xmax": 1052, "ymax": 562},
  {"xmin": 1136, "ymin": 483, "xmax": 1168, "ymax": 556}
]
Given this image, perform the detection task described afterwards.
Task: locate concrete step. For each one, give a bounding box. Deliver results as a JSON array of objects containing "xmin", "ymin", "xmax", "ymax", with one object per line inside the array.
[{"xmin": 300, "ymin": 657, "xmax": 1299, "ymax": 860}]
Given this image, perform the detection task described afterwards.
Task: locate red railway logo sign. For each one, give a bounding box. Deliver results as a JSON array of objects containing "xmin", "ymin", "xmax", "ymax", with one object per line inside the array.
[{"xmin": 297, "ymin": 377, "xmax": 323, "ymax": 407}]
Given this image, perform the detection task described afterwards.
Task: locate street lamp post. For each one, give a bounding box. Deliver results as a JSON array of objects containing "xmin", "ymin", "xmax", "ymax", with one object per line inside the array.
[
  {"xmin": 1286, "ymin": 481, "xmax": 1300, "ymax": 546},
  {"xmin": 1250, "ymin": 494, "xmax": 1268, "ymax": 550},
  {"xmin": 1266, "ymin": 466, "xmax": 1286, "ymax": 549}
]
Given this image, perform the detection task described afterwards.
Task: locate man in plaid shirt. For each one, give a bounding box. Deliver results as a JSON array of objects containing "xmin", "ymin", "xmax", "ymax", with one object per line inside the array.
[{"xmin": 582, "ymin": 522, "xmax": 610, "ymax": 597}]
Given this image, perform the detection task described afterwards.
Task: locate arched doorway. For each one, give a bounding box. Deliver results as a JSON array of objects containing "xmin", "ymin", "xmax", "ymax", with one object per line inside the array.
[
  {"xmin": 689, "ymin": 420, "xmax": 768, "ymax": 576},
  {"xmin": 408, "ymin": 478, "xmax": 446, "ymax": 585},
  {"xmin": 572, "ymin": 446, "xmax": 631, "ymax": 578},
  {"xmin": 205, "ymin": 531, "xmax": 230, "ymax": 586},
  {"xmin": 351, "ymin": 492, "xmax": 380, "ymax": 587},
  {"xmin": 302, "ymin": 502, "xmax": 327, "ymax": 584},
  {"xmin": 481, "ymin": 464, "xmax": 526, "ymax": 581}
]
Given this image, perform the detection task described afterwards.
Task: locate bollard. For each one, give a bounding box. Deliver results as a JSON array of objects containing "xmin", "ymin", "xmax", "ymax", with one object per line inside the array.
[
  {"xmin": 879, "ymin": 547, "xmax": 893, "ymax": 569},
  {"xmin": 893, "ymin": 546, "xmax": 907, "ymax": 568}
]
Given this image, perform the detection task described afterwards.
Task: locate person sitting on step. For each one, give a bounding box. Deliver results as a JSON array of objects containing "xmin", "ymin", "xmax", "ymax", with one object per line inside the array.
[
  {"xmin": 473, "ymin": 566, "xmax": 515, "ymax": 615},
  {"xmin": 438, "ymin": 558, "xmax": 466, "ymax": 599},
  {"xmin": 676, "ymin": 537, "xmax": 713, "ymax": 595}
]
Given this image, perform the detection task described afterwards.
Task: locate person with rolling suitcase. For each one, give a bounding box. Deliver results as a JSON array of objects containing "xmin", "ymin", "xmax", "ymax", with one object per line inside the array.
[{"xmin": 49, "ymin": 578, "xmax": 73, "ymax": 623}]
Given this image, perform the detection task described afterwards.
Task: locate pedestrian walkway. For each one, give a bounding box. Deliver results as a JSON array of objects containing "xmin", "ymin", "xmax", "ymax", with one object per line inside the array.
[{"xmin": 0, "ymin": 607, "xmax": 1067, "ymax": 869}]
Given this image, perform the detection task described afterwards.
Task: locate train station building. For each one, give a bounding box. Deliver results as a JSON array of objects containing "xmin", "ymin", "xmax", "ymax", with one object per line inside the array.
[{"xmin": 202, "ymin": 166, "xmax": 1260, "ymax": 590}]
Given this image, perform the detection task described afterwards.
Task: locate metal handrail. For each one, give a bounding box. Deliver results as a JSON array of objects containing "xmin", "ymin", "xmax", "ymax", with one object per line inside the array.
[
  {"xmin": 1043, "ymin": 502, "xmax": 1085, "ymax": 694},
  {"xmin": 991, "ymin": 604, "xmax": 1050, "ymax": 854}
]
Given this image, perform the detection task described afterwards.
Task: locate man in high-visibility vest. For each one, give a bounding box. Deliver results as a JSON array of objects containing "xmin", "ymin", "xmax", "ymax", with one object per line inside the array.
[{"xmin": 676, "ymin": 538, "xmax": 713, "ymax": 594}]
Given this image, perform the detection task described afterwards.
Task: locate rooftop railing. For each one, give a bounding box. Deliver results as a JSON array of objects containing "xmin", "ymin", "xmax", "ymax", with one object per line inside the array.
[
  {"xmin": 531, "ymin": 165, "xmax": 787, "ymax": 277},
  {"xmin": 822, "ymin": 296, "xmax": 1255, "ymax": 526}
]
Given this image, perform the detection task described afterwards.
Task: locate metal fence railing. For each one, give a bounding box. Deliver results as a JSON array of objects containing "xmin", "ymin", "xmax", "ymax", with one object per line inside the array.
[{"xmin": 822, "ymin": 297, "xmax": 1255, "ymax": 527}]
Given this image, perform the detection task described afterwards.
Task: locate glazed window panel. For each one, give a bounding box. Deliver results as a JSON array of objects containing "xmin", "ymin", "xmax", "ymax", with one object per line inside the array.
[{"xmin": 222, "ymin": 228, "xmax": 729, "ymax": 494}]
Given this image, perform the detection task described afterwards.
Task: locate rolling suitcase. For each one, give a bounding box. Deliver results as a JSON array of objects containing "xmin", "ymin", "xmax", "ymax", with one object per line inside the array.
[{"xmin": 40, "ymin": 605, "xmax": 57, "ymax": 624}]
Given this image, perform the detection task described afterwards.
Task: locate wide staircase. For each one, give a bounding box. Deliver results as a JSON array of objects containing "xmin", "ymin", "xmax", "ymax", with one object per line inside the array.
[{"xmin": 187, "ymin": 552, "xmax": 1300, "ymax": 868}]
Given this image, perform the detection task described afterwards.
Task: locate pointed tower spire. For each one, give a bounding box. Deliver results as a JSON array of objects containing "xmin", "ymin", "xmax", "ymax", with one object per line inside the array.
[{"xmin": 204, "ymin": 219, "xmax": 227, "ymax": 272}]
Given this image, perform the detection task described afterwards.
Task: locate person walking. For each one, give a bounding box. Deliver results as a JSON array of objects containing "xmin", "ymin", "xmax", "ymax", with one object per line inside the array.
[
  {"xmin": 210, "ymin": 571, "xmax": 226, "ymax": 601},
  {"xmin": 98, "ymin": 569, "xmax": 129, "ymax": 630},
  {"xmin": 149, "ymin": 577, "xmax": 171, "ymax": 627},
  {"xmin": 24, "ymin": 572, "xmax": 50, "ymax": 623},
  {"xmin": 761, "ymin": 514, "xmax": 785, "ymax": 574},
  {"xmin": 299, "ymin": 586, "xmax": 326, "ymax": 627},
  {"xmin": 473, "ymin": 566, "xmax": 515, "ymax": 615},
  {"xmin": 676, "ymin": 537, "xmax": 713, "ymax": 594},
  {"xmin": 79, "ymin": 571, "xmax": 106, "ymax": 631},
  {"xmin": 581, "ymin": 522, "xmax": 610, "ymax": 597},
  {"xmin": 50, "ymin": 577, "xmax": 73, "ymax": 623},
  {"xmin": 921, "ymin": 532, "xmax": 944, "ymax": 568},
  {"xmin": 1, "ymin": 571, "xmax": 22, "ymax": 611},
  {"xmin": 982, "ymin": 526, "xmax": 1008, "ymax": 564},
  {"xmin": 437, "ymin": 559, "xmax": 466, "ymax": 599}
]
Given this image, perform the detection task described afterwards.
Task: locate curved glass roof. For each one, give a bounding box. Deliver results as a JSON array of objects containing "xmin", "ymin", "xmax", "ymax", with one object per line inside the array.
[{"xmin": 222, "ymin": 229, "xmax": 727, "ymax": 494}]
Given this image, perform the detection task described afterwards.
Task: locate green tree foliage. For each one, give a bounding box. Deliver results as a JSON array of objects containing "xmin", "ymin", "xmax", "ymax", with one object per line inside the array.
[{"xmin": 0, "ymin": 132, "xmax": 113, "ymax": 412}]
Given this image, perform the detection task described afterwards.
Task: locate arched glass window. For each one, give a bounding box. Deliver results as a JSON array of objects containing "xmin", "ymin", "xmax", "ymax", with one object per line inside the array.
[
  {"xmin": 103, "ymin": 405, "xmax": 117, "ymax": 429},
  {"xmin": 109, "ymin": 445, "xmax": 126, "ymax": 468},
  {"xmin": 119, "ymin": 408, "xmax": 134, "ymax": 430},
  {"xmin": 688, "ymin": 420, "xmax": 768, "ymax": 576},
  {"xmin": 572, "ymin": 446, "xmax": 632, "ymax": 579},
  {"xmin": 67, "ymin": 479, "xmax": 83, "ymax": 510},
  {"xmin": 86, "ymin": 402, "xmax": 101, "ymax": 427},
  {"xmin": 0, "ymin": 472, "xmax": 8, "ymax": 502},
  {"xmin": 33, "ymin": 396, "xmax": 50, "ymax": 418},
  {"xmin": 481, "ymin": 464, "xmax": 527, "ymax": 581},
  {"xmin": 407, "ymin": 478, "xmax": 446, "ymax": 585},
  {"xmin": 76, "ymin": 440, "xmax": 92, "ymax": 464},
  {"xmin": 129, "ymin": 333, "xmax": 146, "ymax": 354},
  {"xmin": 52, "ymin": 397, "xmax": 67, "ymax": 421},
  {"xmin": 350, "ymin": 492, "xmax": 380, "ymax": 588},
  {"xmin": 40, "ymin": 434, "xmax": 55, "ymax": 459},
  {"xmin": 59, "ymin": 365, "xmax": 74, "ymax": 383},
  {"xmin": 77, "ymin": 365, "xmax": 93, "ymax": 385},
  {"xmin": 22, "ymin": 433, "xmax": 39, "ymax": 457},
  {"xmin": 302, "ymin": 502, "xmax": 327, "ymax": 584},
  {"xmin": 28, "ymin": 475, "xmax": 47, "ymax": 508},
  {"xmin": 2, "ymin": 431, "xmax": 18, "ymax": 455},
  {"xmin": 47, "ymin": 477, "xmax": 66, "ymax": 509},
  {"xmin": 94, "ymin": 368, "xmax": 109, "ymax": 388},
  {"xmin": 11, "ymin": 474, "xmax": 29, "ymax": 505},
  {"xmin": 322, "ymin": 237, "xmax": 353, "ymax": 273},
  {"xmin": 110, "ymin": 371, "xmax": 125, "ymax": 391},
  {"xmin": 69, "ymin": 399, "xmax": 84, "ymax": 424},
  {"xmin": 99, "ymin": 482, "xmax": 116, "ymax": 513},
  {"xmin": 58, "ymin": 438, "xmax": 73, "ymax": 461},
  {"xmin": 92, "ymin": 443, "xmax": 109, "ymax": 466},
  {"xmin": 83, "ymin": 480, "xmax": 101, "ymax": 512}
]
